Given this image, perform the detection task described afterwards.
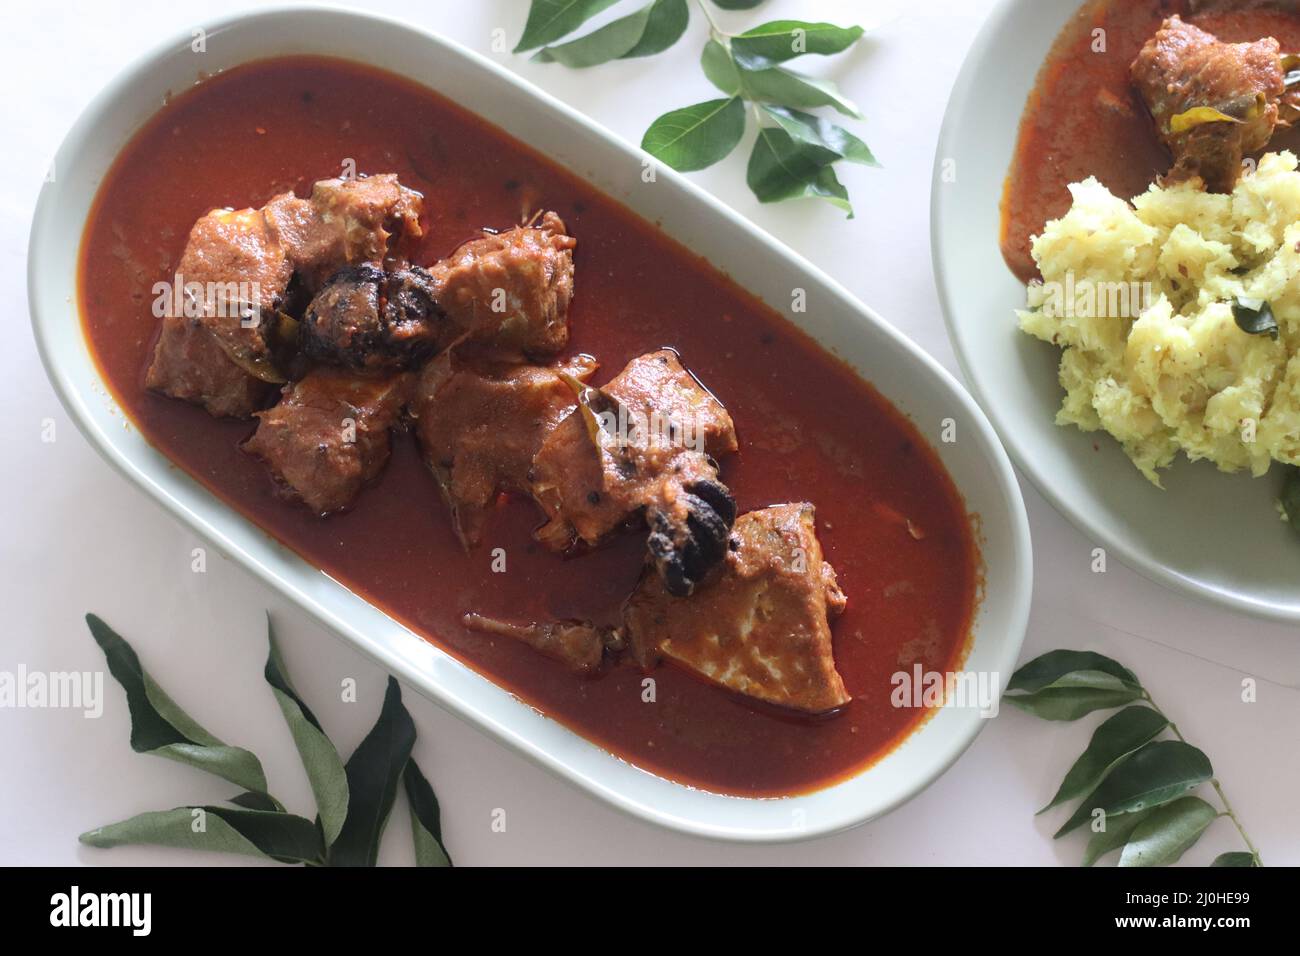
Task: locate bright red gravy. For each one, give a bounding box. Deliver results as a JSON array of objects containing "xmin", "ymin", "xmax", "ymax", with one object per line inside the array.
[{"xmin": 79, "ymin": 57, "xmax": 979, "ymax": 796}]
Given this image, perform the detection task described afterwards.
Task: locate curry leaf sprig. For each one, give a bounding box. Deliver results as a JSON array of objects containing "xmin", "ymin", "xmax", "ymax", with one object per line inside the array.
[
  {"xmin": 79, "ymin": 614, "xmax": 452, "ymax": 867},
  {"xmin": 1007, "ymin": 650, "xmax": 1260, "ymax": 867},
  {"xmin": 514, "ymin": 0, "xmax": 878, "ymax": 216}
]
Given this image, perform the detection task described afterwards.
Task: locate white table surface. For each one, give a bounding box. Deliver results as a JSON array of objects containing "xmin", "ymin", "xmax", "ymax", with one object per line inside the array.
[{"xmin": 3, "ymin": 0, "xmax": 1296, "ymax": 867}]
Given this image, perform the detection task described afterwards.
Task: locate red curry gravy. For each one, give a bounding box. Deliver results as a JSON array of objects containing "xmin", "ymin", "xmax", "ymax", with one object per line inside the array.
[
  {"xmin": 1002, "ymin": 0, "xmax": 1300, "ymax": 283},
  {"xmin": 79, "ymin": 57, "xmax": 979, "ymax": 796}
]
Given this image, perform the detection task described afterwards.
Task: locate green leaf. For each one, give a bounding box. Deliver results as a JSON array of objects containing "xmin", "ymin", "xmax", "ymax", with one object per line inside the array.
[
  {"xmin": 146, "ymin": 743, "xmax": 274, "ymax": 793},
  {"xmin": 1231, "ymin": 296, "xmax": 1280, "ymax": 339},
  {"xmin": 1040, "ymin": 706, "xmax": 1169, "ymax": 813},
  {"xmin": 621, "ymin": 0, "xmax": 689, "ymax": 59},
  {"xmin": 1004, "ymin": 685, "xmax": 1145, "ymax": 721},
  {"xmin": 642, "ymin": 97, "xmax": 745, "ymax": 171},
  {"xmin": 1043, "ymin": 670, "xmax": 1140, "ymax": 692},
  {"xmin": 711, "ymin": 0, "xmax": 766, "ymax": 9},
  {"xmin": 736, "ymin": 63, "xmax": 863, "ymax": 118},
  {"xmin": 731, "ymin": 20, "xmax": 864, "ymax": 71},
  {"xmin": 1055, "ymin": 740, "xmax": 1213, "ymax": 837},
  {"xmin": 405, "ymin": 760, "xmax": 453, "ymax": 867},
  {"xmin": 228, "ymin": 791, "xmax": 280, "ymax": 811},
  {"xmin": 1005, "ymin": 652, "xmax": 1144, "ymax": 720},
  {"xmin": 701, "ymin": 39, "xmax": 742, "ymax": 95},
  {"xmin": 1280, "ymin": 465, "xmax": 1300, "ymax": 534},
  {"xmin": 808, "ymin": 165, "xmax": 852, "ymax": 214},
  {"xmin": 86, "ymin": 614, "xmax": 277, "ymax": 803},
  {"xmin": 533, "ymin": 1, "xmax": 657, "ymax": 68},
  {"xmin": 1212, "ymin": 851, "xmax": 1259, "ymax": 867},
  {"xmin": 328, "ymin": 677, "xmax": 416, "ymax": 867},
  {"xmin": 1009, "ymin": 650, "xmax": 1141, "ymax": 694},
  {"xmin": 1082, "ymin": 807, "xmax": 1153, "ymax": 867},
  {"xmin": 762, "ymin": 105, "xmax": 877, "ymax": 166},
  {"xmin": 265, "ymin": 620, "xmax": 349, "ymax": 848},
  {"xmin": 80, "ymin": 806, "xmax": 324, "ymax": 864},
  {"xmin": 747, "ymin": 127, "xmax": 854, "ymax": 216},
  {"xmin": 515, "ymin": 0, "xmax": 622, "ymax": 52},
  {"xmin": 1118, "ymin": 796, "xmax": 1218, "ymax": 867}
]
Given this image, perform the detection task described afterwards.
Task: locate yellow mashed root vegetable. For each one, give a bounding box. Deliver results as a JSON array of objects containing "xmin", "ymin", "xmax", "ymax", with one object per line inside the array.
[{"xmin": 1019, "ymin": 151, "xmax": 1300, "ymax": 486}]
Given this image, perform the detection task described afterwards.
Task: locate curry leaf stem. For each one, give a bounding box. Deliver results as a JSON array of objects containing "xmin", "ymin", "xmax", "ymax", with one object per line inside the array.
[
  {"xmin": 694, "ymin": 0, "xmax": 730, "ymax": 42},
  {"xmin": 1142, "ymin": 690, "xmax": 1262, "ymax": 864}
]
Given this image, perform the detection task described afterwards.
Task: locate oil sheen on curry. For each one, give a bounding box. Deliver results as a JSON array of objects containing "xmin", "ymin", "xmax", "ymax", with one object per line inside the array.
[
  {"xmin": 1002, "ymin": 0, "xmax": 1300, "ymax": 283},
  {"xmin": 79, "ymin": 57, "xmax": 979, "ymax": 796}
]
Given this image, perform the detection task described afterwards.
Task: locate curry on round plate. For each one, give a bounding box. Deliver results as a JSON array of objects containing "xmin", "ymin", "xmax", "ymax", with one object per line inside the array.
[{"xmin": 1005, "ymin": 0, "xmax": 1300, "ymax": 527}]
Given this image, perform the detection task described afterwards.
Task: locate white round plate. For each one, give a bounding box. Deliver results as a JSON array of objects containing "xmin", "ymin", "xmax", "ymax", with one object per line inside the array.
[{"xmin": 933, "ymin": 0, "xmax": 1300, "ymax": 621}]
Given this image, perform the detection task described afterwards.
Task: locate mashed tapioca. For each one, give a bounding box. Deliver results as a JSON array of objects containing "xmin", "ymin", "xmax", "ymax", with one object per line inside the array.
[{"xmin": 1019, "ymin": 150, "xmax": 1300, "ymax": 485}]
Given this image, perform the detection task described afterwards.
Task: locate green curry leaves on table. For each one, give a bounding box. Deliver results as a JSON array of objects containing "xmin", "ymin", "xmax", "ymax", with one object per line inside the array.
[
  {"xmin": 1007, "ymin": 650, "xmax": 1261, "ymax": 867},
  {"xmin": 80, "ymin": 614, "xmax": 452, "ymax": 867},
  {"xmin": 515, "ymin": 0, "xmax": 878, "ymax": 216}
]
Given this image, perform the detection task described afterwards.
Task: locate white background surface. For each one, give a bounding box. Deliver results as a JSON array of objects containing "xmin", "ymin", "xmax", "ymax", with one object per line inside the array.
[{"xmin": 2, "ymin": 0, "xmax": 1296, "ymax": 866}]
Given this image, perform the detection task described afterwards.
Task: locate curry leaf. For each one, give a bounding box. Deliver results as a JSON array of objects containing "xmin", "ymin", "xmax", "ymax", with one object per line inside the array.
[
  {"xmin": 1005, "ymin": 651, "xmax": 1144, "ymax": 720},
  {"xmin": 747, "ymin": 126, "xmax": 853, "ymax": 216},
  {"xmin": 82, "ymin": 613, "xmax": 463, "ymax": 868},
  {"xmin": 534, "ymin": 2, "xmax": 658, "ymax": 68},
  {"xmin": 1118, "ymin": 796, "xmax": 1218, "ymax": 867},
  {"xmin": 1055, "ymin": 740, "xmax": 1213, "ymax": 837},
  {"xmin": 146, "ymin": 744, "xmax": 274, "ymax": 793},
  {"xmin": 701, "ymin": 38, "xmax": 742, "ymax": 95},
  {"xmin": 1040, "ymin": 706, "xmax": 1169, "ymax": 813},
  {"xmin": 736, "ymin": 63, "xmax": 863, "ymax": 118},
  {"xmin": 515, "ymin": 0, "xmax": 622, "ymax": 52},
  {"xmin": 643, "ymin": 97, "xmax": 745, "ymax": 171},
  {"xmin": 1232, "ymin": 297, "xmax": 1280, "ymax": 339},
  {"xmin": 86, "ymin": 614, "xmax": 279, "ymax": 805},
  {"xmin": 1082, "ymin": 807, "xmax": 1153, "ymax": 867},
  {"xmin": 809, "ymin": 165, "xmax": 852, "ymax": 213},
  {"xmin": 761, "ymin": 105, "xmax": 878, "ymax": 166},
  {"xmin": 405, "ymin": 760, "xmax": 453, "ymax": 867},
  {"xmin": 328, "ymin": 677, "xmax": 416, "ymax": 867},
  {"xmin": 1004, "ymin": 684, "xmax": 1145, "ymax": 721},
  {"xmin": 519, "ymin": 5, "xmax": 874, "ymax": 212},
  {"xmin": 80, "ymin": 806, "xmax": 324, "ymax": 864},
  {"xmin": 1020, "ymin": 649, "xmax": 1260, "ymax": 866},
  {"xmin": 621, "ymin": 0, "xmax": 690, "ymax": 59},
  {"xmin": 265, "ymin": 621, "xmax": 349, "ymax": 848},
  {"xmin": 1009, "ymin": 650, "xmax": 1141, "ymax": 694},
  {"xmin": 228, "ymin": 791, "xmax": 281, "ymax": 811},
  {"xmin": 731, "ymin": 20, "xmax": 864, "ymax": 71}
]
